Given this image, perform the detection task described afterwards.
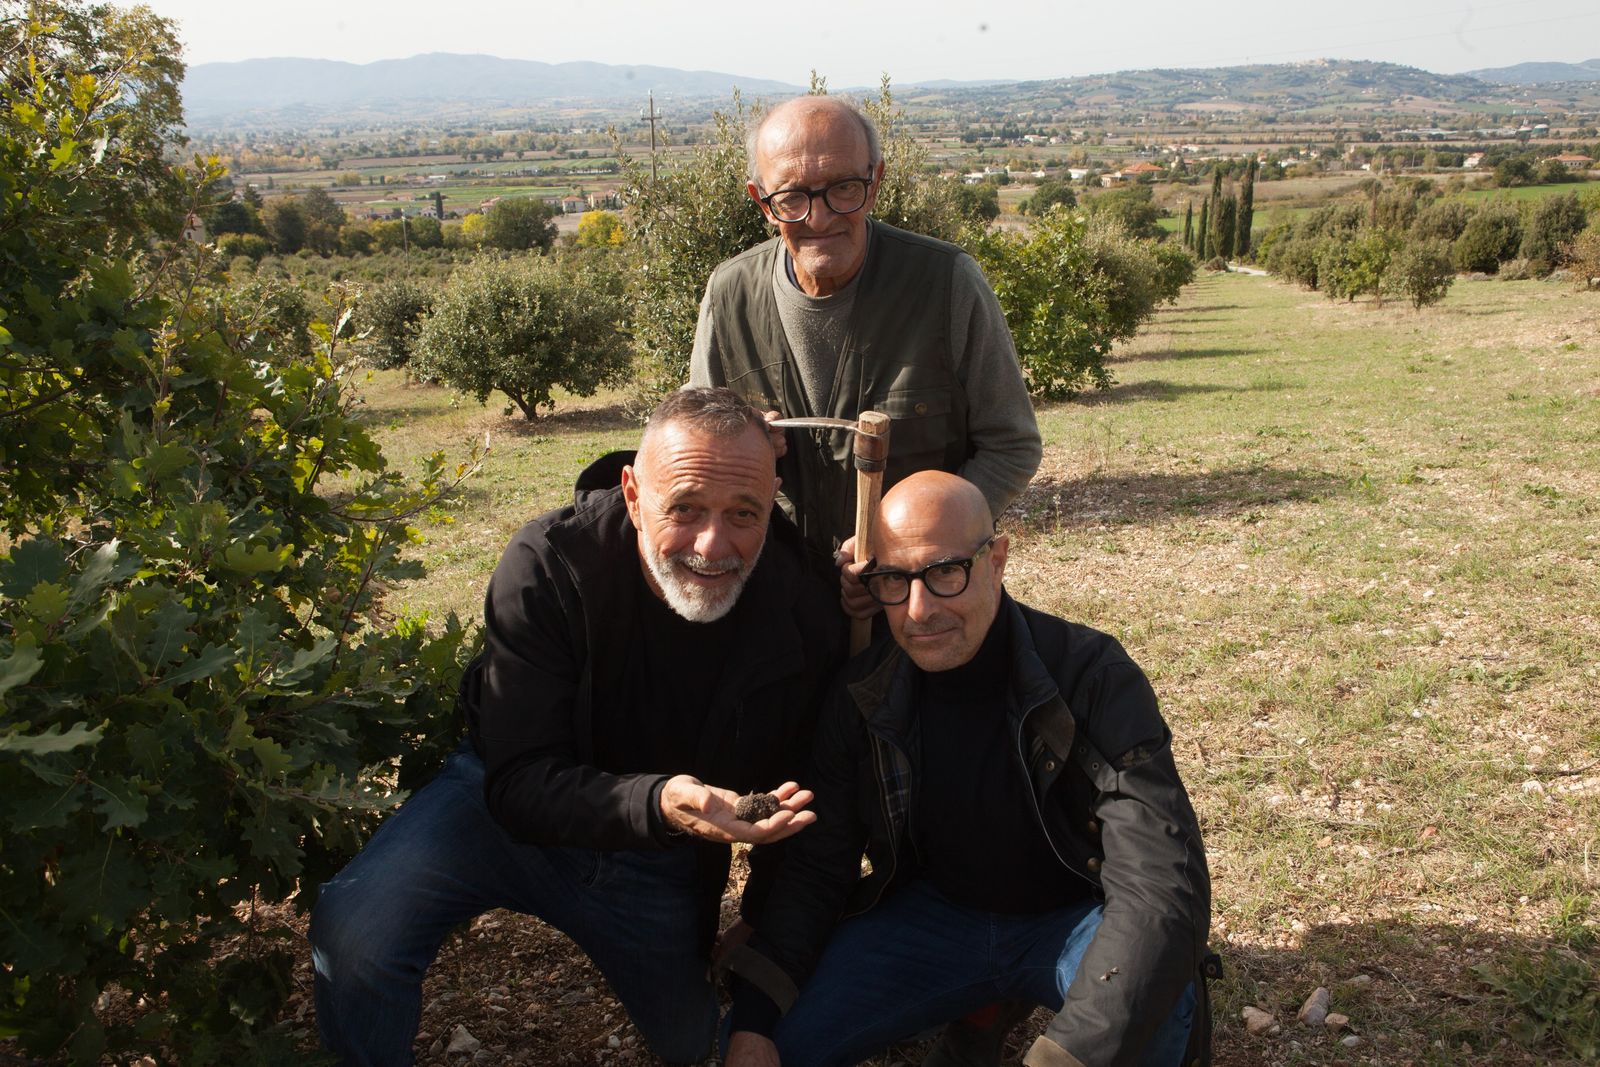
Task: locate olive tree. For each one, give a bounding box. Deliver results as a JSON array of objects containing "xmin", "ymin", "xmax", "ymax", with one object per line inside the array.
[
  {"xmin": 967, "ymin": 207, "xmax": 1185, "ymax": 399},
  {"xmin": 1384, "ymin": 238, "xmax": 1456, "ymax": 308},
  {"xmin": 416, "ymin": 255, "xmax": 630, "ymax": 419}
]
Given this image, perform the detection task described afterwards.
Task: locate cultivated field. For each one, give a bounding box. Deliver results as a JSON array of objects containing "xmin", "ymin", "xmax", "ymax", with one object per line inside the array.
[{"xmin": 299, "ymin": 271, "xmax": 1598, "ymax": 1065}]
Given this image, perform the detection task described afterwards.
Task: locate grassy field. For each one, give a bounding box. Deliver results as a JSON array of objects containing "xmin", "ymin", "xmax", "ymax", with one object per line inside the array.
[{"xmin": 344, "ymin": 271, "xmax": 1599, "ymax": 1065}]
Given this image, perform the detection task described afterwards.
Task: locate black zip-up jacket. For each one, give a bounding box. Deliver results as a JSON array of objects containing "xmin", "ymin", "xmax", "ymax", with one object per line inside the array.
[
  {"xmin": 727, "ymin": 594, "xmax": 1209, "ymax": 1067},
  {"xmin": 460, "ymin": 451, "xmax": 846, "ymax": 946}
]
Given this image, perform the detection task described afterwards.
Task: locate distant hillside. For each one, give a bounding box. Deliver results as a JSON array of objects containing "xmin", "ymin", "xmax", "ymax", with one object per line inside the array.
[
  {"xmin": 1465, "ymin": 59, "xmax": 1600, "ymax": 85},
  {"xmin": 917, "ymin": 59, "xmax": 1498, "ymax": 114},
  {"xmin": 181, "ymin": 54, "xmax": 1590, "ymax": 130},
  {"xmin": 182, "ymin": 53, "xmax": 802, "ymax": 125}
]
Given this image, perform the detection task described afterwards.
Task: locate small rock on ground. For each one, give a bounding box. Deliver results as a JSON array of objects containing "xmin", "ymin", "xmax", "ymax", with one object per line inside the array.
[
  {"xmin": 1242, "ymin": 1006, "xmax": 1279, "ymax": 1035},
  {"xmin": 446, "ymin": 1024, "xmax": 481, "ymax": 1055},
  {"xmin": 1298, "ymin": 986, "xmax": 1331, "ymax": 1027}
]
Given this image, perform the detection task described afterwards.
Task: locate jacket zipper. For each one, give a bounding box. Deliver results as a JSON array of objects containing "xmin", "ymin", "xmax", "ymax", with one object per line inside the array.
[{"xmin": 1015, "ymin": 702, "xmax": 1094, "ymax": 886}]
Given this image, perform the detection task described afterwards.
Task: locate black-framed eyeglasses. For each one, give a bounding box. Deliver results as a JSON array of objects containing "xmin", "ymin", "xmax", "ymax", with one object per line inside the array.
[
  {"xmin": 758, "ymin": 176, "xmax": 874, "ymax": 224},
  {"xmin": 859, "ymin": 536, "xmax": 996, "ymax": 607}
]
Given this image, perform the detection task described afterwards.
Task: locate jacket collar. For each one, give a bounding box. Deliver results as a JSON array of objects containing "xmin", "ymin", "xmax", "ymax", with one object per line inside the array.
[{"xmin": 847, "ymin": 591, "xmax": 1075, "ymax": 750}]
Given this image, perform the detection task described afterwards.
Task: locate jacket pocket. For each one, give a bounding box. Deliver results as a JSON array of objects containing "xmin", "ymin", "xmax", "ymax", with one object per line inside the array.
[{"xmin": 877, "ymin": 386, "xmax": 954, "ymax": 464}]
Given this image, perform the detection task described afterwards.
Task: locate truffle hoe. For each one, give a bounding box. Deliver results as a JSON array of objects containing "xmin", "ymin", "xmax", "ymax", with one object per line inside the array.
[{"xmin": 765, "ymin": 412, "xmax": 891, "ymax": 655}]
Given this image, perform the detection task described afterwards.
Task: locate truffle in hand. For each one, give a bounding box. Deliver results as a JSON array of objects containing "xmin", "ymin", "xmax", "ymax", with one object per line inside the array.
[{"xmin": 733, "ymin": 792, "xmax": 781, "ymax": 822}]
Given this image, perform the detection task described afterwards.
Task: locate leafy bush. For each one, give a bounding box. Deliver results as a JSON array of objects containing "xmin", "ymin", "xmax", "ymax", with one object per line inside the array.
[
  {"xmin": 968, "ymin": 207, "xmax": 1182, "ymax": 400},
  {"xmin": 619, "ymin": 96, "xmax": 769, "ymax": 410},
  {"xmin": 1301, "ymin": 202, "xmax": 1366, "ymax": 241},
  {"xmin": 1412, "ymin": 199, "xmax": 1474, "ymax": 242},
  {"xmin": 1383, "ymin": 238, "xmax": 1455, "ymax": 308},
  {"xmin": 1519, "ymin": 192, "xmax": 1587, "ymax": 275},
  {"xmin": 1084, "ymin": 184, "xmax": 1166, "ymax": 239},
  {"xmin": 355, "ymin": 279, "xmax": 436, "ymax": 370},
  {"xmin": 230, "ymin": 276, "xmax": 316, "ymax": 361},
  {"xmin": 575, "ymin": 209, "xmax": 626, "ymax": 247},
  {"xmin": 1319, "ymin": 230, "xmax": 1398, "ymax": 302},
  {"xmin": 218, "ymin": 232, "xmax": 273, "ymax": 261},
  {"xmin": 1453, "ymin": 201, "xmax": 1522, "ymax": 273},
  {"xmin": 483, "ymin": 196, "xmax": 558, "ymax": 252},
  {"xmin": 415, "ymin": 254, "xmax": 630, "ymax": 419},
  {"xmin": 1021, "ymin": 179, "xmax": 1077, "ymax": 215},
  {"xmin": 1562, "ymin": 227, "xmax": 1600, "ymax": 289},
  {"xmin": 1495, "ymin": 257, "xmax": 1537, "ymax": 281},
  {"xmin": 2, "ymin": 9, "xmax": 477, "ymax": 1059},
  {"xmin": 1150, "ymin": 241, "xmax": 1198, "ymax": 305}
]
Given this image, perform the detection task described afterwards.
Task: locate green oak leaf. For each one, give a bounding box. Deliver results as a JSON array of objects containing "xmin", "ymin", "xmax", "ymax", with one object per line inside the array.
[
  {"xmin": 0, "ymin": 719, "xmax": 103, "ymax": 755},
  {"xmin": 0, "ymin": 635, "xmax": 46, "ymax": 701},
  {"xmin": 91, "ymin": 775, "xmax": 150, "ymax": 830},
  {"xmin": 23, "ymin": 582, "xmax": 70, "ymax": 624},
  {"xmin": 162, "ymin": 643, "xmax": 236, "ymax": 688},
  {"xmin": 0, "ymin": 538, "xmax": 68, "ymax": 597},
  {"xmin": 140, "ymin": 596, "xmax": 196, "ymax": 667},
  {"xmin": 220, "ymin": 542, "xmax": 293, "ymax": 575}
]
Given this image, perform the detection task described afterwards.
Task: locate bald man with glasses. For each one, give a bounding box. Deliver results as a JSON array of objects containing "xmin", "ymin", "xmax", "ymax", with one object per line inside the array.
[
  {"xmin": 689, "ymin": 95, "xmax": 1041, "ymax": 599},
  {"xmin": 722, "ymin": 472, "xmax": 1213, "ymax": 1067}
]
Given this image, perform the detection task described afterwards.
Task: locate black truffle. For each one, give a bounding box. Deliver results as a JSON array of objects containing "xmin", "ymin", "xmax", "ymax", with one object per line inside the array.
[{"xmin": 733, "ymin": 792, "xmax": 781, "ymax": 822}]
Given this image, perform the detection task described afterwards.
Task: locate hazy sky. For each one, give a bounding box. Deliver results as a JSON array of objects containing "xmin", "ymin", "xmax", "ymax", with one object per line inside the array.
[{"xmin": 145, "ymin": 0, "xmax": 1600, "ymax": 85}]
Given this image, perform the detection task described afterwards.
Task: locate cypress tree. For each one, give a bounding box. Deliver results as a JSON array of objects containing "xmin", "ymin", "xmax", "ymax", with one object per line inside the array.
[
  {"xmin": 1182, "ymin": 201, "xmax": 1194, "ymax": 249},
  {"xmin": 1216, "ymin": 195, "xmax": 1238, "ymax": 260},
  {"xmin": 1206, "ymin": 168, "xmax": 1225, "ymax": 259},
  {"xmin": 1235, "ymin": 159, "xmax": 1257, "ymax": 260},
  {"xmin": 1197, "ymin": 199, "xmax": 1210, "ymax": 260}
]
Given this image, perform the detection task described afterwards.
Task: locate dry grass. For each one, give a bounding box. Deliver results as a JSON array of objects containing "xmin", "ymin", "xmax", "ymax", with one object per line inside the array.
[{"xmin": 292, "ymin": 272, "xmax": 1598, "ymax": 1066}]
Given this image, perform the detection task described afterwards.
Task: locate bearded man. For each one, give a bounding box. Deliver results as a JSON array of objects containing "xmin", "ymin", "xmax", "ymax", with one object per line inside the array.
[{"xmin": 310, "ymin": 388, "xmax": 846, "ymax": 1066}]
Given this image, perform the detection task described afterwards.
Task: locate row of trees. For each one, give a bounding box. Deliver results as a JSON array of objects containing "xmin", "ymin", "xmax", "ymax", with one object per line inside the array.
[
  {"xmin": 1255, "ymin": 181, "xmax": 1600, "ymax": 306},
  {"xmin": 210, "ymin": 186, "xmax": 564, "ymax": 257},
  {"xmin": 1181, "ymin": 159, "xmax": 1257, "ymax": 263}
]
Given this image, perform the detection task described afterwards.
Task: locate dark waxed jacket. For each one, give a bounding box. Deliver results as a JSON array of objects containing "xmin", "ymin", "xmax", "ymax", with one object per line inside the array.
[
  {"xmin": 728, "ymin": 594, "xmax": 1210, "ymax": 1067},
  {"xmin": 460, "ymin": 451, "xmax": 846, "ymax": 945}
]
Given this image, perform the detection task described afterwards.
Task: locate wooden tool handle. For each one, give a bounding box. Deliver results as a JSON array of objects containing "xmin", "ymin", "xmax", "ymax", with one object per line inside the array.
[{"xmin": 850, "ymin": 411, "xmax": 891, "ymax": 656}]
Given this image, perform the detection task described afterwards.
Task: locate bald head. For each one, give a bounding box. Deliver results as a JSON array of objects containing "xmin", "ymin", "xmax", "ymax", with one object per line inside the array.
[
  {"xmin": 879, "ymin": 472, "xmax": 995, "ymax": 554},
  {"xmin": 873, "ymin": 472, "xmax": 1008, "ymax": 673},
  {"xmin": 746, "ymin": 96, "xmax": 881, "ymax": 185}
]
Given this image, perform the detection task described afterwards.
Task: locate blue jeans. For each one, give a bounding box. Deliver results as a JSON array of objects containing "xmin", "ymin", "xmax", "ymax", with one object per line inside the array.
[
  {"xmin": 309, "ymin": 745, "xmax": 717, "ymax": 1066},
  {"xmin": 767, "ymin": 880, "xmax": 1194, "ymax": 1067}
]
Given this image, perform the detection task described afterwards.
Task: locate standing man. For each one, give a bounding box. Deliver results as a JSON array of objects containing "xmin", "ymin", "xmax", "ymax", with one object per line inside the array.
[
  {"xmin": 310, "ymin": 389, "xmax": 846, "ymax": 1066},
  {"xmin": 690, "ymin": 95, "xmax": 1042, "ymax": 575},
  {"xmin": 722, "ymin": 472, "xmax": 1211, "ymax": 1067}
]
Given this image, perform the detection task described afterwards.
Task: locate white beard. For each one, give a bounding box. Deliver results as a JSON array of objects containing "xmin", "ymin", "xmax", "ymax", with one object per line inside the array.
[{"xmin": 638, "ymin": 523, "xmax": 765, "ymax": 623}]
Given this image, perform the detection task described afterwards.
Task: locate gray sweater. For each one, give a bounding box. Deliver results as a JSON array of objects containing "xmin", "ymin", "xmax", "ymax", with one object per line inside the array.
[{"xmin": 689, "ymin": 224, "xmax": 1041, "ymax": 524}]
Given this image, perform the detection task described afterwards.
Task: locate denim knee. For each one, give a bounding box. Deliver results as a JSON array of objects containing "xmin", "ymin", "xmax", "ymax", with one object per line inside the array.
[{"xmin": 309, "ymin": 875, "xmax": 409, "ymax": 988}]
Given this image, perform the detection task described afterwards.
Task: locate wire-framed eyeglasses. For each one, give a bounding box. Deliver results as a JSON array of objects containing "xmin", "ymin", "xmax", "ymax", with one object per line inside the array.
[
  {"xmin": 859, "ymin": 536, "xmax": 997, "ymax": 607},
  {"xmin": 758, "ymin": 176, "xmax": 874, "ymax": 224}
]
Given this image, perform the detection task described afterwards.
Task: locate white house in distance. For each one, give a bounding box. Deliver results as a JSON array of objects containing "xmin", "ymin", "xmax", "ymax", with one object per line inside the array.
[{"xmin": 1551, "ymin": 153, "xmax": 1593, "ymax": 171}]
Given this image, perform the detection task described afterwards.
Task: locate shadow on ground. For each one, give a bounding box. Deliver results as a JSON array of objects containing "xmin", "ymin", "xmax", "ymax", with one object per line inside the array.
[
  {"xmin": 1075, "ymin": 378, "xmax": 1287, "ymax": 406},
  {"xmin": 1012, "ymin": 465, "xmax": 1345, "ymax": 530},
  {"xmin": 1116, "ymin": 345, "xmax": 1265, "ymax": 365},
  {"xmin": 493, "ymin": 403, "xmax": 639, "ymax": 435}
]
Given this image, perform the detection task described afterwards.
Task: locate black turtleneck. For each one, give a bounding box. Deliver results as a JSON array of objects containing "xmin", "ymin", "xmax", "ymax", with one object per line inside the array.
[{"xmin": 909, "ymin": 606, "xmax": 1088, "ymax": 914}]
